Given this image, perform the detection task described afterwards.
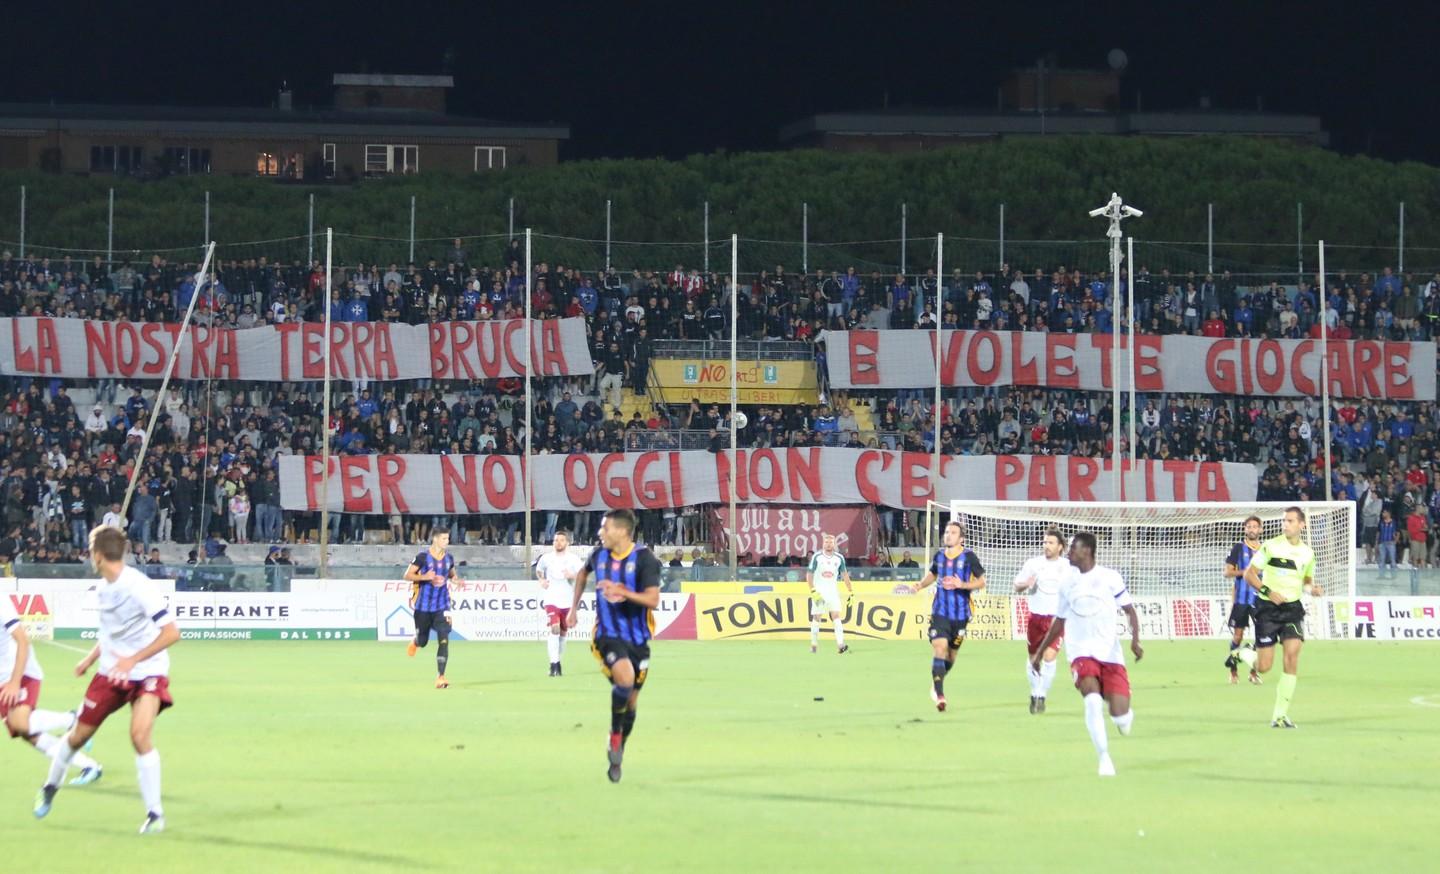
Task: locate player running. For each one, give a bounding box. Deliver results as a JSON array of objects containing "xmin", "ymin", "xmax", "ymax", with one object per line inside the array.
[
  {"xmin": 3, "ymin": 594, "xmax": 103, "ymax": 785},
  {"xmin": 567, "ymin": 509, "xmax": 663, "ymax": 783},
  {"xmin": 909, "ymin": 520, "xmax": 986, "ymax": 713},
  {"xmin": 1223, "ymin": 515, "xmax": 1265, "ymax": 685},
  {"xmin": 35, "ymin": 525, "xmax": 180, "ymax": 833},
  {"xmin": 1013, "ymin": 527, "xmax": 1070, "ymax": 714},
  {"xmin": 404, "ymin": 530, "xmax": 458, "ymax": 689},
  {"xmin": 1240, "ymin": 506, "xmax": 1322, "ymax": 728},
  {"xmin": 806, "ymin": 534, "xmax": 854, "ymax": 654},
  {"xmin": 1032, "ymin": 531, "xmax": 1143, "ymax": 777},
  {"xmin": 536, "ymin": 530, "xmax": 584, "ymax": 676}
]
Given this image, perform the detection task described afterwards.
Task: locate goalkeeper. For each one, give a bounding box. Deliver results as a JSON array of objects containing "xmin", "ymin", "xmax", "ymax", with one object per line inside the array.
[{"xmin": 806, "ymin": 534, "xmax": 854, "ymax": 654}]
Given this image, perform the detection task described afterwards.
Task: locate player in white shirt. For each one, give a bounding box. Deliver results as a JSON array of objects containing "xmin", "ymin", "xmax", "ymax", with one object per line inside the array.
[
  {"xmin": 807, "ymin": 535, "xmax": 854, "ymax": 654},
  {"xmin": 1032, "ymin": 531, "xmax": 1144, "ymax": 777},
  {"xmin": 2, "ymin": 596, "xmax": 103, "ymax": 784},
  {"xmin": 34, "ymin": 525, "xmax": 181, "ymax": 834},
  {"xmin": 1013, "ymin": 528, "xmax": 1071, "ymax": 714},
  {"xmin": 536, "ymin": 530, "xmax": 585, "ymax": 677}
]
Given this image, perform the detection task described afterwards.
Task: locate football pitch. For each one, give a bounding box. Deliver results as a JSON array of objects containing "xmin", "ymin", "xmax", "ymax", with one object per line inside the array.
[{"xmin": 2, "ymin": 639, "xmax": 1436, "ymax": 873}]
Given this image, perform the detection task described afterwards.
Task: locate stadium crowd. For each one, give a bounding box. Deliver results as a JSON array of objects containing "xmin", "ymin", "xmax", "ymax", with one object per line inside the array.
[{"xmin": 2, "ymin": 247, "xmax": 1439, "ymax": 568}]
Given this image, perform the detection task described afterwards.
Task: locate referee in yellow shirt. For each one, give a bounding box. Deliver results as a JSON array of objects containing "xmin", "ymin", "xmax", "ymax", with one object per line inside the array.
[{"xmin": 1241, "ymin": 506, "xmax": 1324, "ymax": 728}]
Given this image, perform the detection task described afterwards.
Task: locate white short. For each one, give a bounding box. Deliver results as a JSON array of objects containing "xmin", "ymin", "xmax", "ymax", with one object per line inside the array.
[{"xmin": 811, "ymin": 585, "xmax": 842, "ymax": 615}]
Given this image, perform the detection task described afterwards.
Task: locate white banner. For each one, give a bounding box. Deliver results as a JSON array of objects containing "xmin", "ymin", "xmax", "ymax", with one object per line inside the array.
[
  {"xmin": 280, "ymin": 449, "xmax": 1258, "ymax": 514},
  {"xmin": 49, "ymin": 589, "xmax": 376, "ymax": 640},
  {"xmin": 373, "ymin": 579, "xmax": 696, "ymax": 642},
  {"xmin": 0, "ymin": 317, "xmax": 594, "ymax": 381},
  {"xmin": 824, "ymin": 329, "xmax": 1436, "ymax": 400},
  {"xmin": 1346, "ymin": 597, "xmax": 1440, "ymax": 640}
]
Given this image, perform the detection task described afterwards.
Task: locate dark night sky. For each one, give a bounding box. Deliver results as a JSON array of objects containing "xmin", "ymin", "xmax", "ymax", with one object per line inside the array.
[{"xmin": 3, "ymin": 0, "xmax": 1438, "ymax": 162}]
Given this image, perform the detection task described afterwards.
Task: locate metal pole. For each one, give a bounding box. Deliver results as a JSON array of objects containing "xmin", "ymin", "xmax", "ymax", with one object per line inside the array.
[
  {"xmin": 605, "ymin": 199, "xmax": 612, "ymax": 274},
  {"xmin": 1127, "ymin": 236, "xmax": 1137, "ymax": 497},
  {"xmin": 508, "ymin": 197, "xmax": 515, "ymax": 242},
  {"xmin": 931, "ymin": 233, "xmax": 944, "ymax": 557},
  {"xmin": 1207, "ymin": 202, "xmax": 1214, "ymax": 273},
  {"xmin": 1111, "ymin": 227, "xmax": 1121, "ymax": 500},
  {"xmin": 900, "ymin": 202, "xmax": 907, "ymax": 276},
  {"xmin": 408, "ymin": 195, "xmax": 416, "ymax": 264},
  {"xmin": 703, "ymin": 201, "xmax": 710, "ymax": 274},
  {"xmin": 802, "ymin": 202, "xmax": 809, "ymax": 274},
  {"xmin": 729, "ymin": 234, "xmax": 739, "ymax": 582},
  {"xmin": 107, "ymin": 189, "xmax": 114, "ymax": 268},
  {"xmin": 319, "ymin": 228, "xmax": 334, "ymax": 578},
  {"xmin": 998, "ymin": 203, "xmax": 1005, "ymax": 271},
  {"xmin": 203, "ymin": 190, "xmax": 210, "ymax": 247},
  {"xmin": 307, "ymin": 193, "xmax": 314, "ymax": 266},
  {"xmin": 1399, "ymin": 201, "xmax": 1406, "ymax": 274},
  {"xmin": 524, "ymin": 228, "xmax": 533, "ymax": 568},
  {"xmin": 18, "ymin": 185, "xmax": 25, "ymax": 258},
  {"xmin": 120, "ymin": 243, "xmax": 217, "ymax": 518},
  {"xmin": 1297, "ymin": 202, "xmax": 1304, "ymax": 286},
  {"xmin": 1319, "ymin": 239, "xmax": 1332, "ymax": 503}
]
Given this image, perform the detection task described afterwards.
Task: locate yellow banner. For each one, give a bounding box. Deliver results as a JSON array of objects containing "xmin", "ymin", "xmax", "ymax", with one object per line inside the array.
[
  {"xmin": 682, "ymin": 581, "xmax": 914, "ymax": 595},
  {"xmin": 652, "ymin": 360, "xmax": 818, "ymax": 405},
  {"xmin": 694, "ymin": 594, "xmax": 1012, "ymax": 642}
]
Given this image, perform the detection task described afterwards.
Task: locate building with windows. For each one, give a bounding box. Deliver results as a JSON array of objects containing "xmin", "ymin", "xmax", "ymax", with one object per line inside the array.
[
  {"xmin": 0, "ymin": 74, "xmax": 568, "ymax": 179},
  {"xmin": 780, "ymin": 67, "xmax": 1326, "ymax": 152}
]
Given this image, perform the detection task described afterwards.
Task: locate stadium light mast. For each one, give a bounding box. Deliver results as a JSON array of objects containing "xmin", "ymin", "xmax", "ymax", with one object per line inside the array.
[{"xmin": 1089, "ymin": 193, "xmax": 1142, "ymax": 500}]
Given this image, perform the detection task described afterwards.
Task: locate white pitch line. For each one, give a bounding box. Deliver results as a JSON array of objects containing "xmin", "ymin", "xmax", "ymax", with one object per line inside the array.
[
  {"xmin": 37, "ymin": 639, "xmax": 91, "ymax": 655},
  {"xmin": 1409, "ymin": 695, "xmax": 1440, "ymax": 708}
]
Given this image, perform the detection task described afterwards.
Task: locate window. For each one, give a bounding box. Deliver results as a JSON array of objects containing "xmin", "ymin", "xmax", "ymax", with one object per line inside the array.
[
  {"xmin": 364, "ymin": 144, "xmax": 419, "ymax": 176},
  {"xmin": 474, "ymin": 146, "xmax": 507, "ymax": 170},
  {"xmin": 163, "ymin": 146, "xmax": 211, "ymax": 175},
  {"xmin": 323, "ymin": 143, "xmax": 336, "ymax": 179},
  {"xmin": 90, "ymin": 144, "xmax": 143, "ymax": 173},
  {"xmin": 256, "ymin": 152, "xmax": 280, "ymax": 176}
]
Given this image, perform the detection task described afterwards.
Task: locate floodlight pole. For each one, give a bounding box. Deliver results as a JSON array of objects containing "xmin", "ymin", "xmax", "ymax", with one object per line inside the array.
[{"xmin": 1089, "ymin": 193, "xmax": 1142, "ymax": 501}]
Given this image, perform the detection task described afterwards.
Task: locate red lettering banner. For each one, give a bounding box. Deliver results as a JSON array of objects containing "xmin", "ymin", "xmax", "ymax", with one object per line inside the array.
[
  {"xmin": 279, "ymin": 449, "xmax": 1258, "ymax": 513},
  {"xmin": 0, "ymin": 317, "xmax": 594, "ymax": 381},
  {"xmin": 825, "ymin": 329, "xmax": 1435, "ymax": 400}
]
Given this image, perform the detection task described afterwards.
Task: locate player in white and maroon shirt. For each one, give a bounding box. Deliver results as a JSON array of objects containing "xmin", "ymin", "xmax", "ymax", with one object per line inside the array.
[
  {"xmin": 2, "ymin": 595, "xmax": 103, "ymax": 784},
  {"xmin": 1032, "ymin": 531, "xmax": 1144, "ymax": 777},
  {"xmin": 536, "ymin": 530, "xmax": 585, "ymax": 677},
  {"xmin": 1013, "ymin": 528, "xmax": 1070, "ymax": 714},
  {"xmin": 34, "ymin": 525, "xmax": 180, "ymax": 834}
]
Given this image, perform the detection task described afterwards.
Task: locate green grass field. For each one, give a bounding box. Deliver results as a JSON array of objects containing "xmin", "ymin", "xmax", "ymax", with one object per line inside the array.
[{"xmin": 2, "ymin": 638, "xmax": 1437, "ymax": 873}]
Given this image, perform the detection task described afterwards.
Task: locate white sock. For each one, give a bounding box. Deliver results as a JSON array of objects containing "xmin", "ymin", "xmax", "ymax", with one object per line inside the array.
[
  {"xmin": 32, "ymin": 733, "xmax": 100, "ymax": 770},
  {"xmin": 546, "ymin": 634, "xmax": 560, "ymax": 663},
  {"xmin": 26, "ymin": 709, "xmax": 75, "ymax": 734},
  {"xmin": 136, "ymin": 750, "xmax": 163, "ymax": 816},
  {"xmin": 558, "ymin": 635, "xmax": 566, "ymax": 656},
  {"xmin": 1040, "ymin": 659, "xmax": 1057, "ymax": 697},
  {"xmin": 810, "ymin": 618, "xmax": 820, "ymax": 647},
  {"xmin": 1083, "ymin": 693, "xmax": 1109, "ymax": 757},
  {"xmin": 833, "ymin": 618, "xmax": 845, "ymax": 648},
  {"xmin": 1026, "ymin": 660, "xmax": 1040, "ymax": 696},
  {"xmin": 46, "ymin": 734, "xmax": 78, "ymax": 788},
  {"xmin": 1112, "ymin": 709, "xmax": 1135, "ymax": 736}
]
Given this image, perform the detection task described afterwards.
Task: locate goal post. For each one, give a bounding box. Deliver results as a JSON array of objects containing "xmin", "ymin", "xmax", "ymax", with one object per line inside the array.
[{"xmin": 926, "ymin": 500, "xmax": 1356, "ymax": 641}]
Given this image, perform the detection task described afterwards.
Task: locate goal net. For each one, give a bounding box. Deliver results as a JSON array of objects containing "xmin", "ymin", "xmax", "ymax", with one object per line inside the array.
[{"xmin": 936, "ymin": 500, "xmax": 1356, "ymax": 641}]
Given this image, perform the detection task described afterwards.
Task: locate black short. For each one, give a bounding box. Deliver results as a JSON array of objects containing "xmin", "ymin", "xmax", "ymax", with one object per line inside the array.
[
  {"xmin": 928, "ymin": 615, "xmax": 969, "ymax": 649},
  {"xmin": 1253, "ymin": 600, "xmax": 1305, "ymax": 647},
  {"xmin": 592, "ymin": 636, "xmax": 651, "ymax": 687},
  {"xmin": 1227, "ymin": 602, "xmax": 1255, "ymax": 631},
  {"xmin": 414, "ymin": 609, "xmax": 451, "ymax": 644}
]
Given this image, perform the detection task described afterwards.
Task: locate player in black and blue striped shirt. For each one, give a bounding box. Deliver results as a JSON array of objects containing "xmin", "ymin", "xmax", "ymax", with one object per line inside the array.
[
  {"xmin": 567, "ymin": 508, "xmax": 663, "ymax": 783},
  {"xmin": 1223, "ymin": 515, "xmax": 1263, "ymax": 685},
  {"xmin": 909, "ymin": 520, "xmax": 986, "ymax": 713},
  {"xmin": 404, "ymin": 530, "xmax": 458, "ymax": 689}
]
